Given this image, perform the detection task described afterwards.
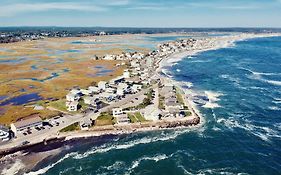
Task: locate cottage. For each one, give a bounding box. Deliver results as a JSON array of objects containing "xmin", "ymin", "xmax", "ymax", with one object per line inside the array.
[
  {"xmin": 123, "ymin": 70, "xmax": 130, "ymax": 78},
  {"xmin": 112, "ymin": 108, "xmax": 123, "ymax": 117},
  {"xmin": 0, "ymin": 125, "xmax": 10, "ymax": 141},
  {"xmin": 98, "ymin": 81, "xmax": 108, "ymax": 90},
  {"xmin": 66, "ymin": 101, "xmax": 79, "ymax": 111},
  {"xmin": 132, "ymin": 84, "xmax": 142, "ymax": 93},
  {"xmin": 66, "ymin": 93, "xmax": 80, "ymax": 102},
  {"xmin": 88, "ymin": 86, "xmax": 100, "ymax": 94},
  {"xmin": 109, "ymin": 76, "xmax": 124, "ymax": 85},
  {"xmin": 112, "ymin": 108, "xmax": 130, "ymax": 124},
  {"xmin": 80, "ymin": 89, "xmax": 92, "ymax": 96},
  {"xmin": 80, "ymin": 118, "xmax": 92, "ymax": 131},
  {"xmin": 11, "ymin": 115, "xmax": 43, "ymax": 136}
]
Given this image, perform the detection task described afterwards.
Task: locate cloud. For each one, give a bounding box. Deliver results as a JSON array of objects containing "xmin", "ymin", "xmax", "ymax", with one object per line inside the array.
[{"xmin": 0, "ymin": 2, "xmax": 107, "ymax": 17}]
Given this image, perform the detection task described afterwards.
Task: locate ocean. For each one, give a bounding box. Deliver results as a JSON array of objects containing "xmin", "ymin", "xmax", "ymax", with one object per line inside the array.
[{"xmin": 27, "ymin": 36, "xmax": 281, "ymax": 175}]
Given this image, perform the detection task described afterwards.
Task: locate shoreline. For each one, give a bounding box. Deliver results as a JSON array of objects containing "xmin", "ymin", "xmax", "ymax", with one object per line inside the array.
[{"xmin": 1, "ymin": 32, "xmax": 281, "ymax": 174}]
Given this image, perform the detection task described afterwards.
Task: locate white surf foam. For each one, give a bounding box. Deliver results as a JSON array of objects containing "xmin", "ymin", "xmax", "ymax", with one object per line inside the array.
[
  {"xmin": 72, "ymin": 129, "xmax": 190, "ymax": 160},
  {"xmin": 217, "ymin": 117, "xmax": 281, "ymax": 142},
  {"xmin": 176, "ymin": 69, "xmax": 181, "ymax": 72}
]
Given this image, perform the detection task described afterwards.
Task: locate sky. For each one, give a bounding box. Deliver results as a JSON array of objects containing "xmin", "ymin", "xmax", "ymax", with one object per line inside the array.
[{"xmin": 0, "ymin": 0, "xmax": 281, "ymax": 27}]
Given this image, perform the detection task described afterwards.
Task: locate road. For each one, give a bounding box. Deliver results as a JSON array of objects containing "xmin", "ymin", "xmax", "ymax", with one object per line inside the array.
[{"xmin": 0, "ymin": 84, "xmax": 158, "ymax": 151}]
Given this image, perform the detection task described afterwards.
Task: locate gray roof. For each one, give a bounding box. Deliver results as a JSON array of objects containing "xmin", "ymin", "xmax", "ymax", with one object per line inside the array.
[{"xmin": 12, "ymin": 115, "xmax": 42, "ymax": 128}]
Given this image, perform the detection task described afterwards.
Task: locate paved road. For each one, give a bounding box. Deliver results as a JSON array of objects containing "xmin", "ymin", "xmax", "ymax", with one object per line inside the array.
[{"xmin": 0, "ymin": 84, "xmax": 158, "ymax": 150}]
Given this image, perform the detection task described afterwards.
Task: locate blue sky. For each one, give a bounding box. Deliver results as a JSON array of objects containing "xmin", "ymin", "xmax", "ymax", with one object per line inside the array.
[{"xmin": 0, "ymin": 0, "xmax": 281, "ymax": 27}]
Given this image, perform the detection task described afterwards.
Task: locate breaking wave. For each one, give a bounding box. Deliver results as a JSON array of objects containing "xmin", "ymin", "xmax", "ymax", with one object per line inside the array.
[{"xmin": 217, "ymin": 117, "xmax": 281, "ymax": 142}]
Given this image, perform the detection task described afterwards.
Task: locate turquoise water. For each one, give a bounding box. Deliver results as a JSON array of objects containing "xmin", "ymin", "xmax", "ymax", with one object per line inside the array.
[{"xmin": 28, "ymin": 36, "xmax": 281, "ymax": 175}]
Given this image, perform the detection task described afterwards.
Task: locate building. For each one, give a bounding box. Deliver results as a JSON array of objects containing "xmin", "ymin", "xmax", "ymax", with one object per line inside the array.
[
  {"xmin": 123, "ymin": 70, "xmax": 130, "ymax": 78},
  {"xmin": 80, "ymin": 89, "xmax": 92, "ymax": 96},
  {"xmin": 98, "ymin": 81, "xmax": 108, "ymax": 90},
  {"xmin": 66, "ymin": 101, "xmax": 79, "ymax": 111},
  {"xmin": 11, "ymin": 115, "xmax": 43, "ymax": 136},
  {"xmin": 112, "ymin": 108, "xmax": 130, "ymax": 124},
  {"xmin": 80, "ymin": 118, "xmax": 92, "ymax": 131},
  {"xmin": 132, "ymin": 84, "xmax": 142, "ymax": 93},
  {"xmin": 88, "ymin": 86, "xmax": 100, "ymax": 94},
  {"xmin": 112, "ymin": 108, "xmax": 123, "ymax": 117},
  {"xmin": 0, "ymin": 125, "xmax": 10, "ymax": 141},
  {"xmin": 66, "ymin": 93, "xmax": 80, "ymax": 102}
]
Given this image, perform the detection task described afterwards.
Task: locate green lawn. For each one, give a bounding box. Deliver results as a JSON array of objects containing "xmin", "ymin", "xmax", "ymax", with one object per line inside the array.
[
  {"xmin": 185, "ymin": 111, "xmax": 192, "ymax": 117},
  {"xmin": 134, "ymin": 112, "xmax": 146, "ymax": 122},
  {"xmin": 95, "ymin": 112, "xmax": 115, "ymax": 126},
  {"xmin": 127, "ymin": 113, "xmax": 138, "ymax": 123},
  {"xmin": 159, "ymin": 95, "xmax": 165, "ymax": 109},
  {"xmin": 60, "ymin": 122, "xmax": 80, "ymax": 132},
  {"xmin": 175, "ymin": 88, "xmax": 184, "ymax": 105},
  {"xmin": 48, "ymin": 99, "xmax": 68, "ymax": 112}
]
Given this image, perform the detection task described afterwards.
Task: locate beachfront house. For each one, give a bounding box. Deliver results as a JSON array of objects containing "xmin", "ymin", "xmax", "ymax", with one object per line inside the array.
[
  {"xmin": 98, "ymin": 81, "xmax": 108, "ymax": 91},
  {"xmin": 112, "ymin": 108, "xmax": 123, "ymax": 117},
  {"xmin": 66, "ymin": 101, "xmax": 79, "ymax": 111},
  {"xmin": 79, "ymin": 118, "xmax": 92, "ymax": 131},
  {"xmin": 112, "ymin": 108, "xmax": 130, "ymax": 124},
  {"xmin": 0, "ymin": 125, "xmax": 10, "ymax": 141},
  {"xmin": 132, "ymin": 84, "xmax": 142, "ymax": 93},
  {"xmin": 103, "ymin": 54, "xmax": 115, "ymax": 60},
  {"xmin": 88, "ymin": 86, "xmax": 100, "ymax": 94},
  {"xmin": 109, "ymin": 76, "xmax": 125, "ymax": 85},
  {"xmin": 10, "ymin": 114, "xmax": 43, "ymax": 136},
  {"xmin": 123, "ymin": 70, "xmax": 130, "ymax": 78},
  {"xmin": 66, "ymin": 92, "xmax": 80, "ymax": 102},
  {"xmin": 80, "ymin": 89, "xmax": 92, "ymax": 96}
]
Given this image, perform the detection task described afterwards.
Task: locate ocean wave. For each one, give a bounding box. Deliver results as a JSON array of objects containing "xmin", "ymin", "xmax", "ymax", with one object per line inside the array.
[
  {"xmin": 240, "ymin": 67, "xmax": 281, "ymax": 76},
  {"xmin": 176, "ymin": 69, "xmax": 181, "ymax": 72},
  {"xmin": 217, "ymin": 117, "xmax": 281, "ymax": 142},
  {"xmin": 126, "ymin": 154, "xmax": 170, "ymax": 174},
  {"xmin": 72, "ymin": 129, "xmax": 190, "ymax": 160},
  {"xmin": 161, "ymin": 69, "xmax": 173, "ymax": 78},
  {"xmin": 268, "ymin": 106, "xmax": 281, "ymax": 111},
  {"xmin": 204, "ymin": 91, "xmax": 224, "ymax": 102},
  {"xmin": 202, "ymin": 102, "xmax": 221, "ymax": 109},
  {"xmin": 245, "ymin": 69, "xmax": 281, "ymax": 86},
  {"xmin": 24, "ymin": 152, "xmax": 78, "ymax": 175}
]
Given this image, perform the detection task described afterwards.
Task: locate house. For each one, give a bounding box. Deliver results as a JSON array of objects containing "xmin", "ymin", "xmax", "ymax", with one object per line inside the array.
[
  {"xmin": 88, "ymin": 86, "xmax": 100, "ymax": 94},
  {"xmin": 0, "ymin": 125, "xmax": 10, "ymax": 141},
  {"xmin": 105, "ymin": 87, "xmax": 116, "ymax": 93},
  {"xmin": 112, "ymin": 108, "xmax": 123, "ymax": 117},
  {"xmin": 66, "ymin": 93, "xmax": 80, "ymax": 102},
  {"xmin": 98, "ymin": 81, "xmax": 108, "ymax": 90},
  {"xmin": 109, "ymin": 76, "xmax": 124, "ymax": 85},
  {"xmin": 112, "ymin": 108, "xmax": 130, "ymax": 124},
  {"xmin": 131, "ymin": 84, "xmax": 142, "ymax": 93},
  {"xmin": 70, "ymin": 89, "xmax": 81, "ymax": 95},
  {"xmin": 80, "ymin": 118, "xmax": 92, "ymax": 131},
  {"xmin": 103, "ymin": 54, "xmax": 115, "ymax": 60},
  {"xmin": 80, "ymin": 89, "xmax": 92, "ymax": 96},
  {"xmin": 66, "ymin": 101, "xmax": 79, "ymax": 111},
  {"xmin": 123, "ymin": 70, "xmax": 130, "ymax": 78},
  {"xmin": 99, "ymin": 92, "xmax": 117, "ymax": 102},
  {"xmin": 11, "ymin": 114, "xmax": 43, "ymax": 136},
  {"xmin": 115, "ymin": 114, "xmax": 130, "ymax": 124}
]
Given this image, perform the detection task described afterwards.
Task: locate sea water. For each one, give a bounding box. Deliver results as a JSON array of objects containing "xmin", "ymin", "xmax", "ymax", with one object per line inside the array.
[{"xmin": 27, "ymin": 36, "xmax": 281, "ymax": 175}]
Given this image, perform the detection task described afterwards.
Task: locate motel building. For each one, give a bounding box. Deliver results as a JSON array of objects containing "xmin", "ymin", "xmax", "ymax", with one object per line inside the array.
[{"xmin": 10, "ymin": 114, "xmax": 43, "ymax": 137}]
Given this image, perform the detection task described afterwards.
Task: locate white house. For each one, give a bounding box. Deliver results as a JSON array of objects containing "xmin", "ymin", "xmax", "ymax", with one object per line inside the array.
[
  {"xmin": 132, "ymin": 84, "xmax": 142, "ymax": 93},
  {"xmin": 70, "ymin": 89, "xmax": 81, "ymax": 95},
  {"xmin": 66, "ymin": 93, "xmax": 80, "ymax": 102},
  {"xmin": 0, "ymin": 125, "xmax": 10, "ymax": 141},
  {"xmin": 66, "ymin": 101, "xmax": 79, "ymax": 111},
  {"xmin": 105, "ymin": 87, "xmax": 116, "ymax": 93},
  {"xmin": 10, "ymin": 114, "xmax": 43, "ymax": 137},
  {"xmin": 80, "ymin": 89, "xmax": 92, "ymax": 96},
  {"xmin": 112, "ymin": 108, "xmax": 123, "ymax": 117},
  {"xmin": 103, "ymin": 54, "xmax": 115, "ymax": 60},
  {"xmin": 123, "ymin": 70, "xmax": 130, "ymax": 78},
  {"xmin": 98, "ymin": 81, "xmax": 108, "ymax": 90},
  {"xmin": 88, "ymin": 86, "xmax": 100, "ymax": 94}
]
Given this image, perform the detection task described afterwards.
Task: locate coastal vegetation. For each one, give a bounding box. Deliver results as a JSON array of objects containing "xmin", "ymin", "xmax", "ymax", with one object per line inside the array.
[
  {"xmin": 95, "ymin": 112, "xmax": 115, "ymax": 126},
  {"xmin": 127, "ymin": 112, "xmax": 146, "ymax": 123},
  {"xmin": 60, "ymin": 122, "xmax": 80, "ymax": 132}
]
